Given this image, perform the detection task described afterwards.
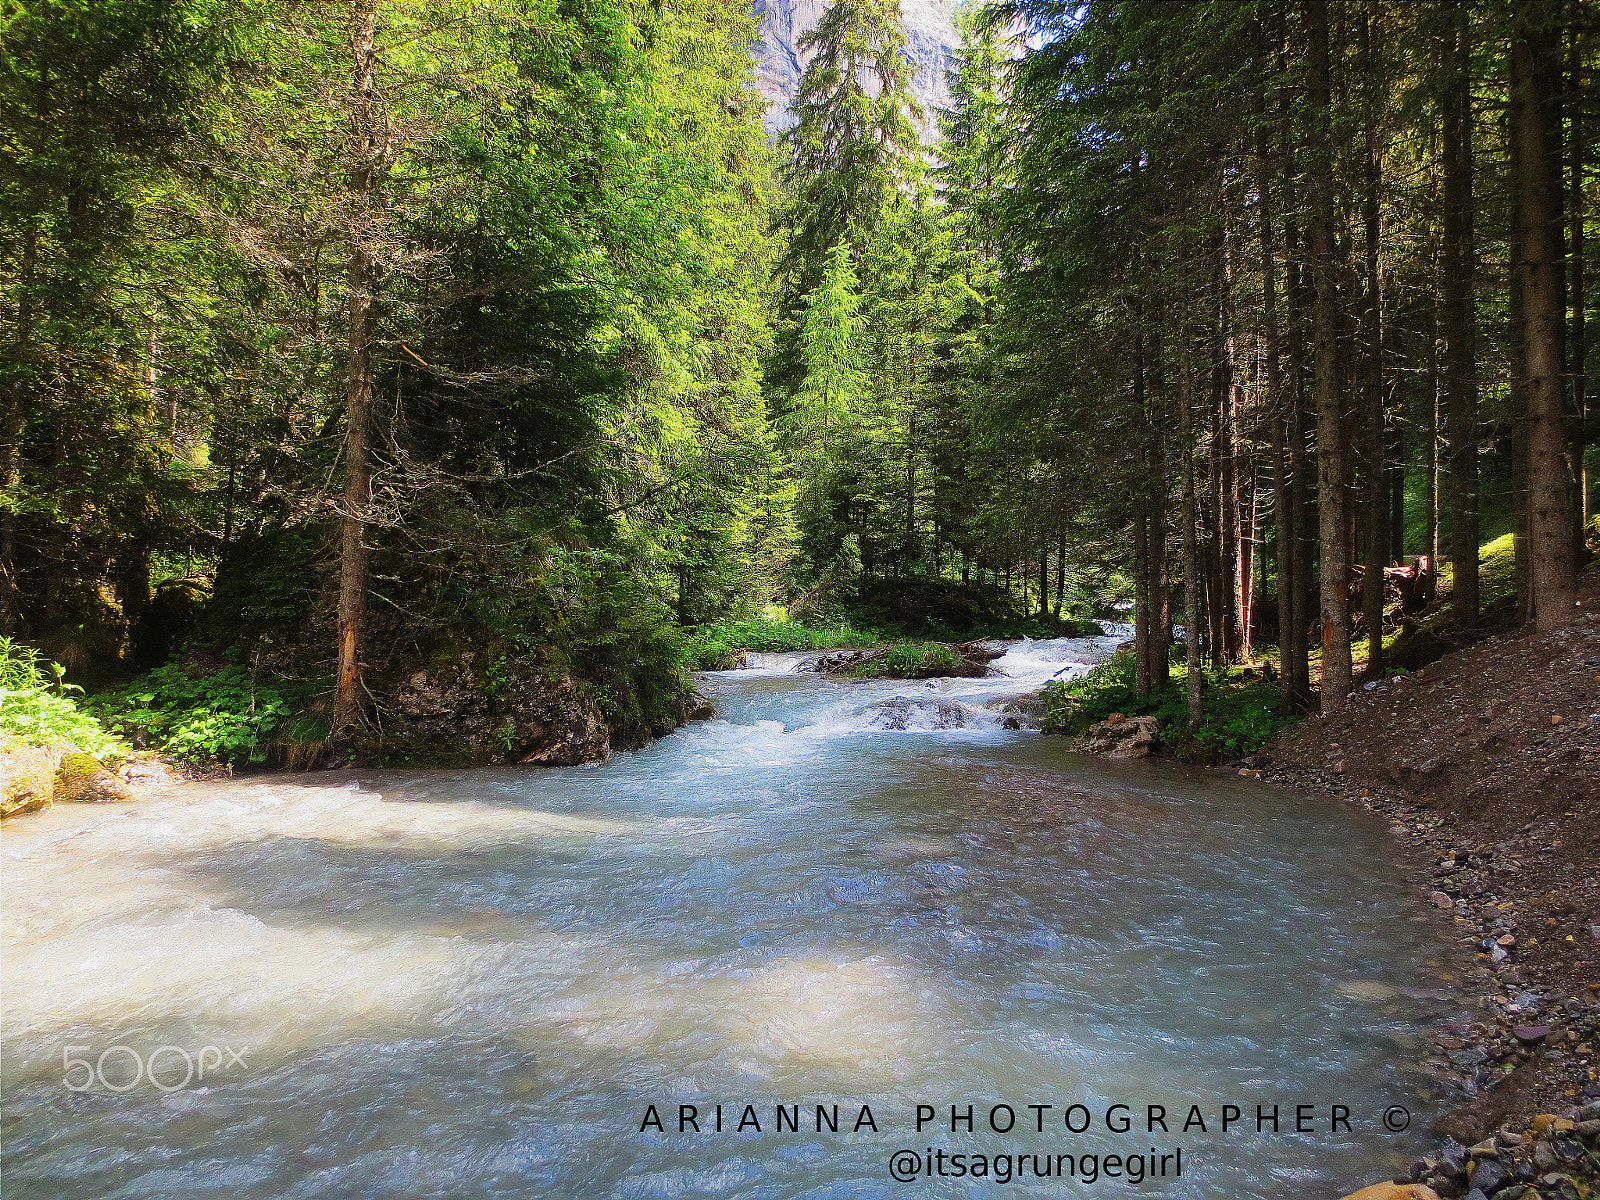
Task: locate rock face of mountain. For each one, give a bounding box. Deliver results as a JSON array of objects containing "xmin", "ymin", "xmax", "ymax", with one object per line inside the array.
[{"xmin": 749, "ymin": 0, "xmax": 961, "ymax": 140}]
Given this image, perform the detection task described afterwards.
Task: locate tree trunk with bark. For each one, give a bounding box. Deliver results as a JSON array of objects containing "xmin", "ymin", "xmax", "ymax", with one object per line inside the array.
[
  {"xmin": 334, "ymin": 0, "xmax": 381, "ymax": 734},
  {"xmin": 1512, "ymin": 22, "xmax": 1577, "ymax": 631},
  {"xmin": 1179, "ymin": 315, "xmax": 1203, "ymax": 731},
  {"xmin": 1359, "ymin": 4, "xmax": 1385, "ymax": 677},
  {"xmin": 1441, "ymin": 13, "xmax": 1480, "ymax": 628},
  {"xmin": 1570, "ymin": 13, "xmax": 1589, "ymax": 543},
  {"xmin": 1307, "ymin": 0, "xmax": 1353, "ymax": 712}
]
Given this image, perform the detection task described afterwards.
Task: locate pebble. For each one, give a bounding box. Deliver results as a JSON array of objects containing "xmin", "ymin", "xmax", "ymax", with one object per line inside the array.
[
  {"xmin": 1467, "ymin": 1159, "xmax": 1505, "ymax": 1194},
  {"xmin": 1513, "ymin": 1025, "xmax": 1551, "ymax": 1044}
]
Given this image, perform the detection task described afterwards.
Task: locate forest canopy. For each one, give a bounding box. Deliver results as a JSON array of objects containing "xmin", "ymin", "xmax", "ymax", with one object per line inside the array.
[{"xmin": 1, "ymin": 0, "xmax": 1594, "ymax": 764}]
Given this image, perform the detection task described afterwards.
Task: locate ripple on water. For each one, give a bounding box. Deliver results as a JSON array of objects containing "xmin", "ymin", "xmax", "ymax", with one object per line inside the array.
[{"xmin": 0, "ymin": 640, "xmax": 1457, "ymax": 1199}]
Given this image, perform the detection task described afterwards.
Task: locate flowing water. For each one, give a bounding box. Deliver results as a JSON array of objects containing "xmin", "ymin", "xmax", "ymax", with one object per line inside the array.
[{"xmin": 2, "ymin": 634, "xmax": 1461, "ymax": 1199}]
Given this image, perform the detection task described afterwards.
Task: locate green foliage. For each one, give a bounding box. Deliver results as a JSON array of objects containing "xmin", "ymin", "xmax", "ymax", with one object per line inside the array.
[
  {"xmin": 0, "ymin": 639, "xmax": 127, "ymax": 758},
  {"xmin": 679, "ymin": 635, "xmax": 739, "ymax": 671},
  {"xmin": 2, "ymin": 0, "xmax": 786, "ymax": 760},
  {"xmin": 540, "ymin": 545, "xmax": 690, "ymax": 748},
  {"xmin": 865, "ymin": 641, "xmax": 962, "ymax": 678},
  {"xmin": 1477, "ymin": 532, "xmax": 1519, "ymax": 606},
  {"xmin": 784, "ymin": 241, "xmax": 868, "ymax": 457},
  {"xmin": 1041, "ymin": 651, "xmax": 1297, "ymax": 762},
  {"xmin": 92, "ymin": 663, "xmax": 311, "ymax": 765},
  {"xmin": 680, "ymin": 616, "xmax": 877, "ymax": 665},
  {"xmin": 779, "ymin": 0, "xmax": 922, "ymax": 283}
]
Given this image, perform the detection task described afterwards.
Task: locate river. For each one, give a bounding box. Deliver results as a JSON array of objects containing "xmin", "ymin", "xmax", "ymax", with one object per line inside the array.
[{"xmin": 1, "ymin": 634, "xmax": 1460, "ymax": 1198}]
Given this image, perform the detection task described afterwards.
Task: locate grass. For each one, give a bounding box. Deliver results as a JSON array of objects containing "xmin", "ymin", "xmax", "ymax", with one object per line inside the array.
[
  {"xmin": 1041, "ymin": 649, "xmax": 1300, "ymax": 763},
  {"xmin": 850, "ymin": 641, "xmax": 964, "ymax": 678}
]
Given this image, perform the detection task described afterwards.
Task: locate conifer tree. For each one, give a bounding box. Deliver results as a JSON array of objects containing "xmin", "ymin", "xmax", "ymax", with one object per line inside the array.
[
  {"xmin": 779, "ymin": 0, "xmax": 922, "ymax": 285},
  {"xmin": 789, "ymin": 241, "xmax": 868, "ymax": 456}
]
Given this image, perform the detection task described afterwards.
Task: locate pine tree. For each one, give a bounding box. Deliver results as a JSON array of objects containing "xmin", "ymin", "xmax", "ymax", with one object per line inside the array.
[
  {"xmin": 779, "ymin": 0, "xmax": 921, "ymax": 286},
  {"xmin": 788, "ymin": 241, "xmax": 867, "ymax": 456}
]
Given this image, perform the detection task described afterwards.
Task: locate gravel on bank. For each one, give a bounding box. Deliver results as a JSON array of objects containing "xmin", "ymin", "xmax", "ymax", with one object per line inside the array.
[{"xmin": 1228, "ymin": 591, "xmax": 1599, "ymax": 1198}]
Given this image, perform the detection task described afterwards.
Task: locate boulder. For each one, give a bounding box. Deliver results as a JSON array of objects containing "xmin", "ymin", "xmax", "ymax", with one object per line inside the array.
[
  {"xmin": 1336, "ymin": 1184, "xmax": 1442, "ymax": 1200},
  {"xmin": 117, "ymin": 756, "xmax": 173, "ymax": 789},
  {"xmin": 390, "ymin": 655, "xmax": 611, "ymax": 766},
  {"xmin": 54, "ymin": 752, "xmax": 135, "ymax": 803},
  {"xmin": 1084, "ymin": 714, "xmax": 1160, "ymax": 758},
  {"xmin": 1, "ymin": 744, "xmax": 61, "ymax": 818},
  {"xmin": 858, "ymin": 697, "xmax": 971, "ymax": 731},
  {"xmin": 1466, "ymin": 1159, "xmax": 1506, "ymax": 1195}
]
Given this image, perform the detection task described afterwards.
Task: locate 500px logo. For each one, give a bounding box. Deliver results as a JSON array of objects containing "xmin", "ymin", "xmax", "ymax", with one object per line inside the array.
[{"xmin": 63, "ymin": 1044, "xmax": 248, "ymax": 1092}]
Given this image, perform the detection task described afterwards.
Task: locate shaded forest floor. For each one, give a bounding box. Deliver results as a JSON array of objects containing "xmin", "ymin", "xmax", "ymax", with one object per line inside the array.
[{"xmin": 1252, "ymin": 568, "xmax": 1600, "ymax": 1134}]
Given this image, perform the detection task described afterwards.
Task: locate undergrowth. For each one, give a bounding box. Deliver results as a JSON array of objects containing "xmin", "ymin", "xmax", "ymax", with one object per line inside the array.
[
  {"xmin": 851, "ymin": 641, "xmax": 963, "ymax": 678},
  {"xmin": 0, "ymin": 638, "xmax": 126, "ymax": 758},
  {"xmin": 91, "ymin": 661, "xmax": 319, "ymax": 766},
  {"xmin": 679, "ymin": 617, "xmax": 879, "ymax": 669},
  {"xmin": 1041, "ymin": 650, "xmax": 1298, "ymax": 762}
]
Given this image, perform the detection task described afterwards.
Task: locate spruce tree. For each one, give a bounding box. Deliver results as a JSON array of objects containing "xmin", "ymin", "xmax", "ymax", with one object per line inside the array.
[{"xmin": 779, "ymin": 0, "xmax": 921, "ymax": 287}]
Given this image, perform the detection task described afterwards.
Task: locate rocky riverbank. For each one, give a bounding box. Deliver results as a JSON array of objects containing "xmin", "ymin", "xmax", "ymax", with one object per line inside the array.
[
  {"xmin": 1336, "ymin": 1107, "xmax": 1600, "ymax": 1200},
  {"xmin": 1236, "ymin": 595, "xmax": 1600, "ymax": 1198},
  {"xmin": 1, "ymin": 744, "xmax": 173, "ymax": 817}
]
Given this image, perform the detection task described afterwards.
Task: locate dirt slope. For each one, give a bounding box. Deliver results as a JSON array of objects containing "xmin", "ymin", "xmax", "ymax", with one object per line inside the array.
[{"xmin": 1254, "ymin": 587, "xmax": 1600, "ymax": 1130}]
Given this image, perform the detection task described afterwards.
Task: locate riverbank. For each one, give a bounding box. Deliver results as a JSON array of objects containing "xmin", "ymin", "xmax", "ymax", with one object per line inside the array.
[{"xmin": 1240, "ymin": 599, "xmax": 1599, "ymax": 1196}]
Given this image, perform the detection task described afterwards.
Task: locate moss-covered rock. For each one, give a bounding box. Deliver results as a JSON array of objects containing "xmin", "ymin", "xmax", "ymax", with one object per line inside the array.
[
  {"xmin": 54, "ymin": 751, "xmax": 135, "ymax": 803},
  {"xmin": 1, "ymin": 745, "xmax": 61, "ymax": 818},
  {"xmin": 385, "ymin": 654, "xmax": 615, "ymax": 766}
]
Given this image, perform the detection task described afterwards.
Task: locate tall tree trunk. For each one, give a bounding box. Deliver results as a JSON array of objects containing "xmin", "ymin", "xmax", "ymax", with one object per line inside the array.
[
  {"xmin": 1512, "ymin": 22, "xmax": 1577, "ymax": 631},
  {"xmin": 1037, "ymin": 528, "xmax": 1048, "ymax": 619},
  {"xmin": 1388, "ymin": 414, "xmax": 1405, "ymax": 564},
  {"xmin": 1360, "ymin": 3, "xmax": 1385, "ymax": 677},
  {"xmin": 1149, "ymin": 417, "xmax": 1169, "ymax": 683},
  {"xmin": 334, "ymin": 0, "xmax": 381, "ymax": 734},
  {"xmin": 1426, "ymin": 323, "xmax": 1440, "ymax": 566},
  {"xmin": 1, "ymin": 69, "xmax": 50, "ymax": 631},
  {"xmin": 1255, "ymin": 6, "xmax": 1288, "ymax": 696},
  {"xmin": 1134, "ymin": 513, "xmax": 1151, "ymax": 695},
  {"xmin": 1571, "ymin": 12, "xmax": 1589, "ymax": 543},
  {"xmin": 1133, "ymin": 339, "xmax": 1152, "ymax": 692},
  {"xmin": 1261, "ymin": 128, "xmax": 1296, "ymax": 709},
  {"xmin": 1056, "ymin": 533, "xmax": 1068, "ymax": 617},
  {"xmin": 1, "ymin": 218, "xmax": 36, "ymax": 631},
  {"xmin": 1179, "ymin": 315, "xmax": 1203, "ymax": 731},
  {"xmin": 1234, "ymin": 386, "xmax": 1253, "ymax": 661},
  {"xmin": 1283, "ymin": 151, "xmax": 1313, "ymax": 709},
  {"xmin": 1307, "ymin": 0, "xmax": 1352, "ymax": 712},
  {"xmin": 1441, "ymin": 12, "xmax": 1480, "ymax": 627},
  {"xmin": 1216, "ymin": 259, "xmax": 1243, "ymax": 663}
]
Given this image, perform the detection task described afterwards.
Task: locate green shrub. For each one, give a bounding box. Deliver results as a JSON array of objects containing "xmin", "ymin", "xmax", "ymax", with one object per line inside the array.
[
  {"xmin": 686, "ymin": 616, "xmax": 877, "ymax": 657},
  {"xmin": 0, "ymin": 638, "xmax": 126, "ymax": 758},
  {"xmin": 867, "ymin": 641, "xmax": 962, "ymax": 678},
  {"xmin": 679, "ymin": 635, "xmax": 739, "ymax": 671},
  {"xmin": 1040, "ymin": 650, "xmax": 1297, "ymax": 762},
  {"xmin": 91, "ymin": 663, "xmax": 312, "ymax": 765}
]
